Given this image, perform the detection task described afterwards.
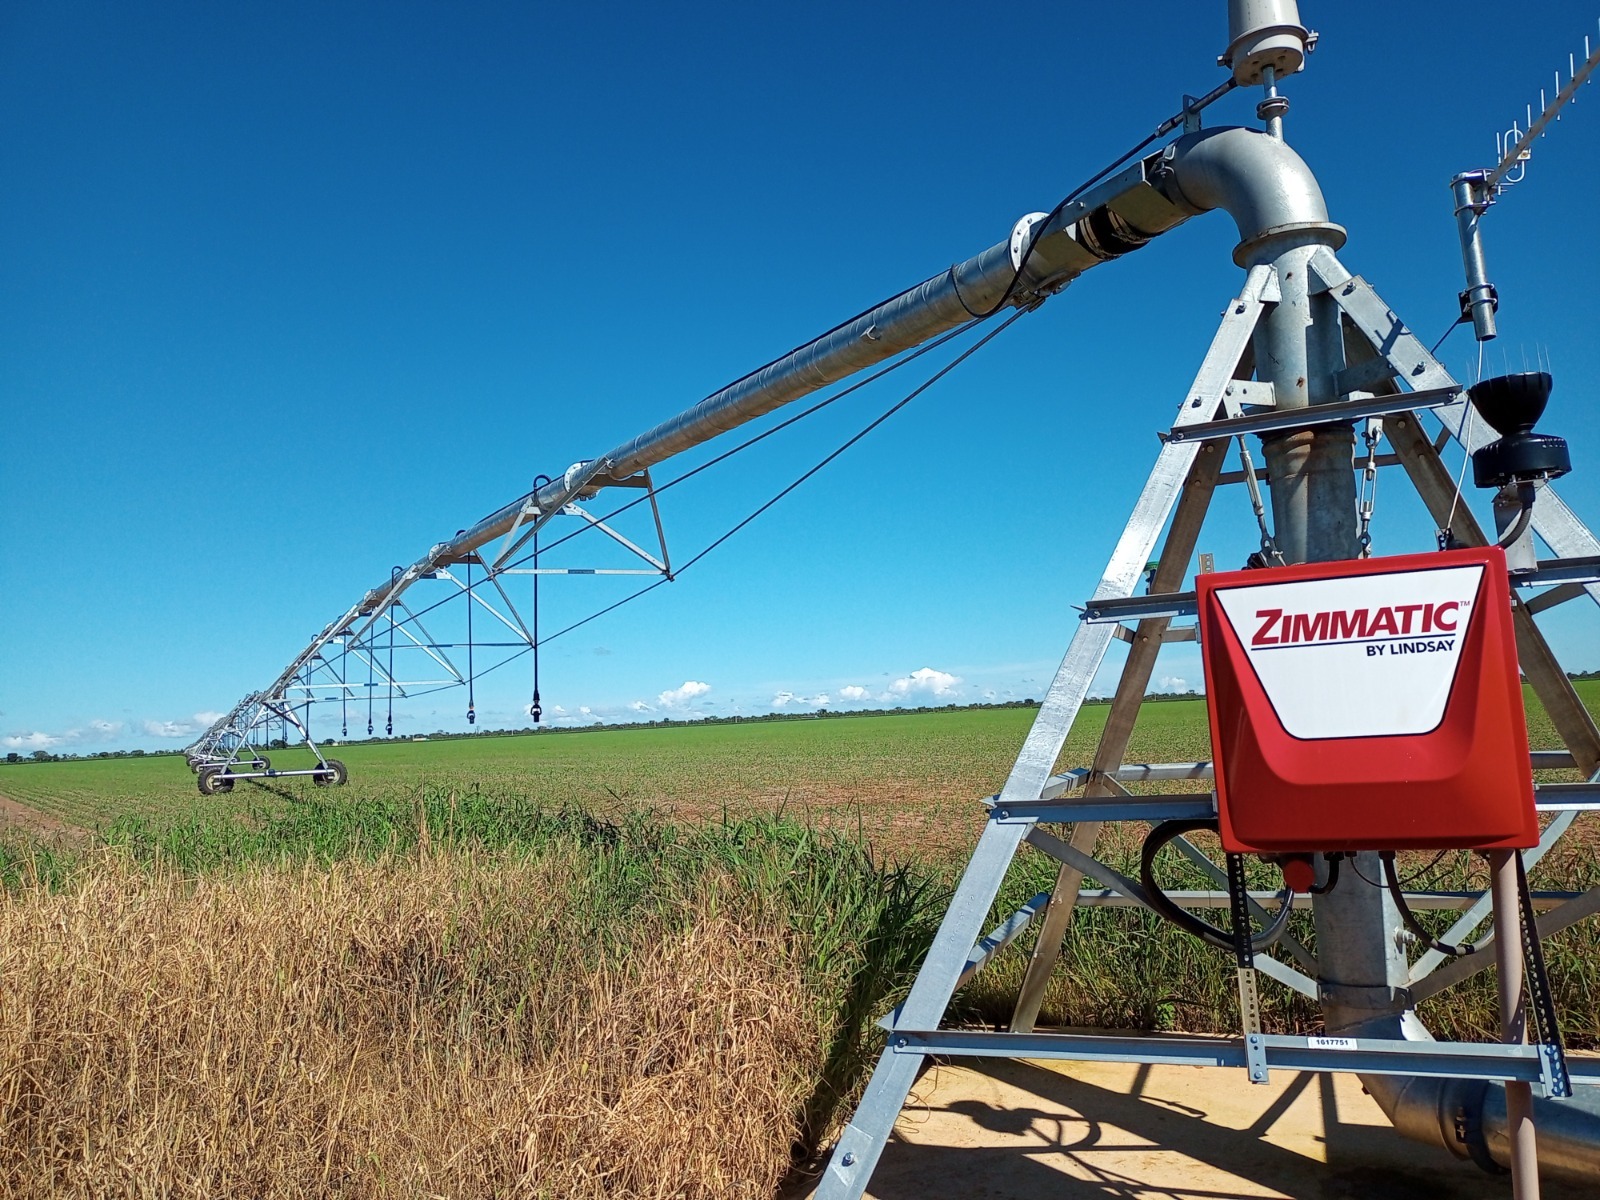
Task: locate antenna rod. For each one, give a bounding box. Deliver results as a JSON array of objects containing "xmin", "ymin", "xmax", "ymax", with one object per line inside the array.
[{"xmin": 1486, "ymin": 23, "xmax": 1600, "ymax": 192}]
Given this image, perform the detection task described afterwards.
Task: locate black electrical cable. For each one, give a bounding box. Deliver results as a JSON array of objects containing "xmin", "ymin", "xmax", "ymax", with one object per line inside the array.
[
  {"xmin": 1396, "ymin": 847, "xmax": 1452, "ymax": 889},
  {"xmin": 1139, "ymin": 819, "xmax": 1295, "ymax": 953},
  {"xmin": 340, "ymin": 640, "xmax": 348, "ymax": 738},
  {"xmin": 1346, "ymin": 854, "xmax": 1385, "ymax": 889},
  {"xmin": 366, "ymin": 621, "xmax": 375, "ymax": 736},
  {"xmin": 1380, "ymin": 851, "xmax": 1476, "ymax": 957},
  {"xmin": 1307, "ymin": 853, "xmax": 1341, "ymax": 895},
  {"xmin": 1430, "ymin": 318, "xmax": 1467, "ymax": 357},
  {"xmin": 955, "ymin": 80, "xmax": 1238, "ymax": 321}
]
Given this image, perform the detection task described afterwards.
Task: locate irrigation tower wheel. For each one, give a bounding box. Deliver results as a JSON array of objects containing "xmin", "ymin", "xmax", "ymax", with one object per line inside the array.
[
  {"xmin": 313, "ymin": 759, "xmax": 347, "ymax": 787},
  {"xmin": 197, "ymin": 766, "xmax": 234, "ymax": 796}
]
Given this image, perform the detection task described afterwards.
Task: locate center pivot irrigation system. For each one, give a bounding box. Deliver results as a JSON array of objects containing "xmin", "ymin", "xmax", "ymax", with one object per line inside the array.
[{"xmin": 188, "ymin": 2, "xmax": 1600, "ymax": 1192}]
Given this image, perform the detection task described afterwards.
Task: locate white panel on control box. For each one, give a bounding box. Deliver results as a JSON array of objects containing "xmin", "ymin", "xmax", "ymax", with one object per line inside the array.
[{"xmin": 1211, "ymin": 564, "xmax": 1484, "ymax": 740}]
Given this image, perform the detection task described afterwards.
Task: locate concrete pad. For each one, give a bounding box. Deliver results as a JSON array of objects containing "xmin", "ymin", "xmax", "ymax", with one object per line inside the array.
[{"xmin": 834, "ymin": 1056, "xmax": 1589, "ymax": 1199}]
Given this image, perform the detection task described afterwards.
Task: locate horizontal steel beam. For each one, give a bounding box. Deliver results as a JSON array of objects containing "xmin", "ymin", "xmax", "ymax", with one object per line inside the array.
[
  {"xmin": 886, "ymin": 1029, "xmax": 1600, "ymax": 1089},
  {"xmin": 1516, "ymin": 555, "xmax": 1600, "ymax": 589},
  {"xmin": 1537, "ymin": 782, "xmax": 1600, "ymax": 811},
  {"xmin": 995, "ymin": 797, "xmax": 1217, "ymax": 824},
  {"xmin": 1081, "ymin": 592, "xmax": 1198, "ymax": 623},
  {"xmin": 1075, "ymin": 888, "xmax": 1578, "ymax": 911},
  {"xmin": 1164, "ymin": 385, "xmax": 1460, "ymax": 442}
]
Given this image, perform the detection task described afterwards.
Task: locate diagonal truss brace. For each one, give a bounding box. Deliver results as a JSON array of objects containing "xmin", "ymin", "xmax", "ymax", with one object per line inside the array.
[{"xmin": 815, "ymin": 265, "xmax": 1273, "ymax": 1200}]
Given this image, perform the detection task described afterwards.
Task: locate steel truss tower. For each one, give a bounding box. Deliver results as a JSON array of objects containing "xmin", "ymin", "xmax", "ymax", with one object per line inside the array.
[{"xmin": 815, "ymin": 252, "xmax": 1600, "ymax": 1198}]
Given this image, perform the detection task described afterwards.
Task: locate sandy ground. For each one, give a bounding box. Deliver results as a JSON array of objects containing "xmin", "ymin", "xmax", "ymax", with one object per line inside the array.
[
  {"xmin": 805, "ymin": 1055, "xmax": 1591, "ymax": 1199},
  {"xmin": 0, "ymin": 793, "xmax": 84, "ymax": 843}
]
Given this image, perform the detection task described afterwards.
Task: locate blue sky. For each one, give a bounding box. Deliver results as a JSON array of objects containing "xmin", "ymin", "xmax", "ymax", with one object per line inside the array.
[{"xmin": 3, "ymin": 1, "xmax": 1598, "ymax": 753}]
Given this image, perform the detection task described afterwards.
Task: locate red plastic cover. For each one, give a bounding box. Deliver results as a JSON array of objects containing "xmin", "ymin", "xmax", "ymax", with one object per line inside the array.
[{"xmin": 1198, "ymin": 546, "xmax": 1537, "ymax": 854}]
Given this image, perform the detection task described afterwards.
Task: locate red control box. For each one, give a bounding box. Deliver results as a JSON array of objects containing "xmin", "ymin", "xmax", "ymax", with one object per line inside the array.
[{"xmin": 1198, "ymin": 546, "xmax": 1537, "ymax": 854}]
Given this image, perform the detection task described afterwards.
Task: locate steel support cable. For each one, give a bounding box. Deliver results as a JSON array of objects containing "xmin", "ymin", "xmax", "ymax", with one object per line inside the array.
[
  {"xmin": 500, "ymin": 320, "xmax": 984, "ymax": 570},
  {"xmin": 954, "ymin": 77, "xmax": 1238, "ymax": 320},
  {"xmin": 382, "ymin": 310, "xmax": 1027, "ymax": 701},
  {"xmin": 381, "ymin": 317, "xmax": 990, "ymax": 641},
  {"xmin": 451, "ymin": 87, "xmax": 1240, "ymax": 581}
]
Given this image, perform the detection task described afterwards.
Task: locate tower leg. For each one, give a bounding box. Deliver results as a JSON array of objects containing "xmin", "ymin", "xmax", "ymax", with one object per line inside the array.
[{"xmin": 813, "ymin": 268, "xmax": 1273, "ymax": 1200}]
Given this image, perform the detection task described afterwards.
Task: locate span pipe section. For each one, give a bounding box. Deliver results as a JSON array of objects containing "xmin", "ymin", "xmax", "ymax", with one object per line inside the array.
[
  {"xmin": 337, "ymin": 126, "xmax": 1328, "ymax": 625},
  {"xmin": 218, "ymin": 125, "xmax": 1331, "ymax": 713}
]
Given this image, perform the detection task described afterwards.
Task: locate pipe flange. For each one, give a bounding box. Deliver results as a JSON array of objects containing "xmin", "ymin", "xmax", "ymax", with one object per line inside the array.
[
  {"xmin": 1009, "ymin": 211, "xmax": 1051, "ymax": 274},
  {"xmin": 1234, "ymin": 220, "xmax": 1347, "ymax": 267},
  {"xmin": 1256, "ymin": 95, "xmax": 1290, "ymax": 122}
]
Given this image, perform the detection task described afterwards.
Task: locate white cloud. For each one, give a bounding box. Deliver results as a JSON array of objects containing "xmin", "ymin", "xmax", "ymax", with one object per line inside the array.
[
  {"xmin": 658, "ymin": 680, "xmax": 711, "ymax": 709},
  {"xmin": 629, "ymin": 700, "xmax": 654, "ymax": 713},
  {"xmin": 1159, "ymin": 676, "xmax": 1193, "ymax": 693},
  {"xmin": 5, "ymin": 719, "xmax": 128, "ymax": 751},
  {"xmin": 142, "ymin": 719, "xmax": 195, "ymax": 739},
  {"xmin": 551, "ymin": 705, "xmax": 569, "ymax": 717},
  {"xmin": 3, "ymin": 731, "xmax": 62, "ymax": 751},
  {"xmin": 838, "ymin": 685, "xmax": 870, "ymax": 702},
  {"xmin": 771, "ymin": 690, "xmax": 831, "ymax": 709},
  {"xmin": 191, "ymin": 711, "xmax": 223, "ymax": 727},
  {"xmin": 888, "ymin": 667, "xmax": 961, "ymax": 698}
]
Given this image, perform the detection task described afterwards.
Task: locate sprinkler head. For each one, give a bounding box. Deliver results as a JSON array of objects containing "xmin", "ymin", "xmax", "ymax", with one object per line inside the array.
[{"xmin": 1468, "ymin": 372, "xmax": 1571, "ymax": 488}]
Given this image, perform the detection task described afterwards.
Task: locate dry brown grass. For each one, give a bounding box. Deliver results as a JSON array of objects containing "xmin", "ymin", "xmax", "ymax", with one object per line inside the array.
[{"xmin": 0, "ymin": 849, "xmax": 822, "ymax": 1198}]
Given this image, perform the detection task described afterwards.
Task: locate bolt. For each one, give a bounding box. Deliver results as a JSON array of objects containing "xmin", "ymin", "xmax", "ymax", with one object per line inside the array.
[
  {"xmin": 895, "ymin": 1037, "xmax": 908, "ymax": 1049},
  {"xmin": 841, "ymin": 1152, "xmax": 856, "ymax": 1167},
  {"xmin": 994, "ymin": 809, "xmax": 1010, "ymax": 821}
]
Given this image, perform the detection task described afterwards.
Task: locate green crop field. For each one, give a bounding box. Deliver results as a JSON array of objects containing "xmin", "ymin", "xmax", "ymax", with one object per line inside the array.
[
  {"xmin": 2, "ymin": 684, "xmax": 1595, "ymax": 856},
  {"xmin": 2, "ymin": 681, "xmax": 1598, "ymax": 1196}
]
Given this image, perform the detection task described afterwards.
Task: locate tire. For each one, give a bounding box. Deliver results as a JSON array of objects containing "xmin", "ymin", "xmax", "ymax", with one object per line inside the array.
[
  {"xmin": 255, "ymin": 755, "xmax": 271, "ymax": 772},
  {"xmin": 313, "ymin": 758, "xmax": 349, "ymax": 788},
  {"xmin": 198, "ymin": 766, "xmax": 234, "ymax": 796}
]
